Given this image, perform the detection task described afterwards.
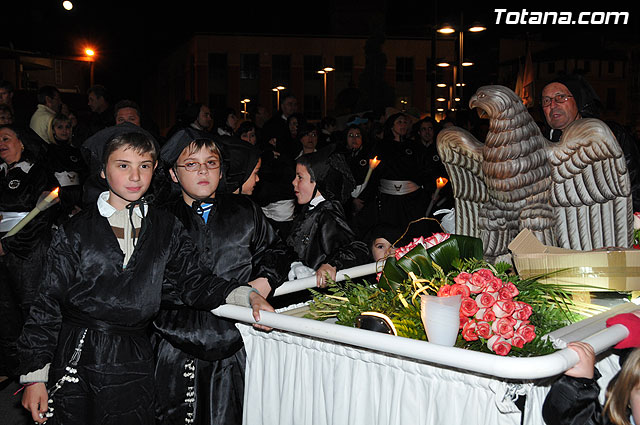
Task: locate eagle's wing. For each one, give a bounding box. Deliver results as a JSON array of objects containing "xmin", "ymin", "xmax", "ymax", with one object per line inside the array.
[
  {"xmin": 547, "ymin": 118, "xmax": 633, "ymax": 249},
  {"xmin": 437, "ymin": 127, "xmax": 488, "ymax": 238}
]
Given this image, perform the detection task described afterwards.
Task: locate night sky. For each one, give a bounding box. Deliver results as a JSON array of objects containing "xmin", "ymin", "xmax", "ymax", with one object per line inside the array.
[{"xmin": 5, "ymin": 1, "xmax": 640, "ymax": 102}]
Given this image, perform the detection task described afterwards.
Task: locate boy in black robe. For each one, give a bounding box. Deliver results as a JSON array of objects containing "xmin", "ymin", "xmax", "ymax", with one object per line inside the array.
[
  {"xmin": 17, "ymin": 130, "xmax": 273, "ymax": 425},
  {"xmin": 153, "ymin": 129, "xmax": 291, "ymax": 425}
]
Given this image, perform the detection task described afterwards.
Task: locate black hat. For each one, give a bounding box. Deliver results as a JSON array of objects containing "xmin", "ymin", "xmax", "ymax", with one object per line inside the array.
[
  {"xmin": 548, "ymin": 74, "xmax": 602, "ymax": 118},
  {"xmin": 81, "ymin": 122, "xmax": 158, "ymax": 174},
  {"xmin": 216, "ymin": 136, "xmax": 261, "ymax": 194},
  {"xmin": 297, "ymin": 145, "xmax": 355, "ymax": 203},
  {"xmin": 159, "ymin": 126, "xmax": 216, "ymax": 167}
]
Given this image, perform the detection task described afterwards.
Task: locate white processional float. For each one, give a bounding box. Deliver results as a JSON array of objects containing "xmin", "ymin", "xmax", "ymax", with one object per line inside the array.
[{"xmin": 213, "ymin": 85, "xmax": 640, "ymax": 425}]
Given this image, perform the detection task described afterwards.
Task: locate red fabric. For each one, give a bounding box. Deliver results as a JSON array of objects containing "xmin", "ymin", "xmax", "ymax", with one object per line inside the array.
[{"xmin": 606, "ymin": 312, "xmax": 640, "ymax": 348}]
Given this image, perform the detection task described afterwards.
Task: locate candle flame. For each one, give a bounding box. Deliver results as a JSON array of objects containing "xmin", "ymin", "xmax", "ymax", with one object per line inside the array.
[
  {"xmin": 369, "ymin": 156, "xmax": 380, "ymax": 168},
  {"xmin": 52, "ymin": 187, "xmax": 60, "ymax": 197},
  {"xmin": 436, "ymin": 177, "xmax": 448, "ymax": 189}
]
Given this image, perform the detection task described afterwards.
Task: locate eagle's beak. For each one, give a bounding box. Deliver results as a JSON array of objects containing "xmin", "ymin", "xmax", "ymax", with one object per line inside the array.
[{"xmin": 469, "ymin": 97, "xmax": 489, "ymax": 119}]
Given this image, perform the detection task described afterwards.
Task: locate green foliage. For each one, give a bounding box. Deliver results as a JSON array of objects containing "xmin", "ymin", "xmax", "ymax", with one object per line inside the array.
[{"xmin": 305, "ymin": 236, "xmax": 580, "ymax": 357}]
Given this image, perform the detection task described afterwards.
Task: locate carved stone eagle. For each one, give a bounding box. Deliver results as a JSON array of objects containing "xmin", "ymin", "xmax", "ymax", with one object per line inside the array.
[{"xmin": 437, "ymin": 85, "xmax": 633, "ymax": 261}]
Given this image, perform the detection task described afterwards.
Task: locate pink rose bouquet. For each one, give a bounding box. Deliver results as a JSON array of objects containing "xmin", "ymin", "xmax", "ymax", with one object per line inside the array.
[{"xmin": 436, "ymin": 268, "xmax": 536, "ymax": 356}]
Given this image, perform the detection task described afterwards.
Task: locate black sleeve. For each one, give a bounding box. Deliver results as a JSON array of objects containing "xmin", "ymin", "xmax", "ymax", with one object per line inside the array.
[
  {"xmin": 17, "ymin": 227, "xmax": 74, "ymax": 375},
  {"xmin": 163, "ymin": 219, "xmax": 244, "ymax": 310},
  {"xmin": 542, "ymin": 369, "xmax": 605, "ymax": 425}
]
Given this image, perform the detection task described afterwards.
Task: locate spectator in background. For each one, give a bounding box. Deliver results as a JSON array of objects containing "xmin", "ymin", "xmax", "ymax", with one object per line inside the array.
[
  {"xmin": 215, "ymin": 107, "xmax": 238, "ymax": 137},
  {"xmin": 318, "ymin": 116, "xmax": 338, "ymax": 149},
  {"xmin": 86, "ymin": 84, "xmax": 114, "ymax": 135},
  {"xmin": 29, "ymin": 85, "xmax": 62, "ymax": 144},
  {"xmin": 235, "ymin": 120, "xmax": 258, "ymax": 145},
  {"xmin": 261, "ymin": 93, "xmax": 298, "ymax": 155},
  {"xmin": 0, "ymin": 104, "xmax": 13, "ymax": 125},
  {"xmin": 114, "ymin": 100, "xmax": 142, "ymax": 126}
]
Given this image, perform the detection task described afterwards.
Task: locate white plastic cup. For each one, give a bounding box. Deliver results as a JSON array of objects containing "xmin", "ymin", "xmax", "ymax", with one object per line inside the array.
[{"xmin": 421, "ymin": 294, "xmax": 462, "ymax": 346}]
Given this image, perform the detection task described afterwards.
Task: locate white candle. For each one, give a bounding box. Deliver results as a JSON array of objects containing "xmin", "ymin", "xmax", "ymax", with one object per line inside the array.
[{"xmin": 3, "ymin": 187, "xmax": 60, "ymax": 238}]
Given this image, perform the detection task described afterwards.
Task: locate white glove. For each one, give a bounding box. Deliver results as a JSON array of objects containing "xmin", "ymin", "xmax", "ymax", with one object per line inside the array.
[
  {"xmin": 433, "ymin": 208, "xmax": 456, "ymax": 234},
  {"xmin": 287, "ymin": 261, "xmax": 316, "ymax": 280}
]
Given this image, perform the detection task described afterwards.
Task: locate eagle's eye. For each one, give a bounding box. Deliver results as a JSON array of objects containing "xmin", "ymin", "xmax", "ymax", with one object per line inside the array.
[{"xmin": 478, "ymin": 93, "xmax": 486, "ymax": 98}]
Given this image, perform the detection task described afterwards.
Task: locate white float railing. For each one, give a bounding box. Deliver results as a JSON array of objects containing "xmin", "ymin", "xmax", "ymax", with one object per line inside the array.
[
  {"xmin": 212, "ymin": 303, "xmax": 634, "ymax": 380},
  {"xmin": 273, "ymin": 262, "xmax": 384, "ymax": 296},
  {"xmin": 216, "ymin": 262, "xmax": 637, "ymax": 380}
]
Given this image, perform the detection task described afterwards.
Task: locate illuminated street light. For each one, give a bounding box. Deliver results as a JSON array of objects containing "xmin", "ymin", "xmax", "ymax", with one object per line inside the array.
[
  {"xmin": 468, "ymin": 22, "xmax": 487, "ymax": 32},
  {"xmin": 437, "ymin": 61, "xmax": 450, "ymax": 68},
  {"xmin": 241, "ymin": 98, "xmax": 251, "ymax": 119},
  {"xmin": 437, "ymin": 24, "xmax": 456, "ymax": 34},
  {"xmin": 462, "ymin": 61, "xmax": 474, "ymax": 67},
  {"xmin": 272, "ymin": 86, "xmax": 286, "ymax": 108},
  {"xmin": 62, "ymin": 1, "xmax": 73, "ymax": 10},
  {"xmin": 317, "ymin": 67, "xmax": 334, "ymax": 117},
  {"xmin": 436, "ymin": 83, "xmax": 447, "ymax": 88}
]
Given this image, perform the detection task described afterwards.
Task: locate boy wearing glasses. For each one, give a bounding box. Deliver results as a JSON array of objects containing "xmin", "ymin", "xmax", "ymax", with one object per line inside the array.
[{"xmin": 154, "ymin": 129, "xmax": 290, "ymax": 425}]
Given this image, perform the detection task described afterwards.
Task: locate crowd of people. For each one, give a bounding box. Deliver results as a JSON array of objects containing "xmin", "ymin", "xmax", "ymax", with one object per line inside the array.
[{"xmin": 1, "ymin": 73, "xmax": 639, "ymax": 425}]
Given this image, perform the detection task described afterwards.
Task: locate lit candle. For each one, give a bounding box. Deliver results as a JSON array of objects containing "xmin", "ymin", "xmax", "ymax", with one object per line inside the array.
[
  {"xmin": 363, "ymin": 156, "xmax": 380, "ymax": 188},
  {"xmin": 2, "ymin": 187, "xmax": 60, "ymax": 238},
  {"xmin": 425, "ymin": 177, "xmax": 448, "ymax": 216}
]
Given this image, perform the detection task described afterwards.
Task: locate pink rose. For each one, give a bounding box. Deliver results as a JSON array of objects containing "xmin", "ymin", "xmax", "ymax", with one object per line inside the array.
[
  {"xmin": 513, "ymin": 301, "xmax": 533, "ymax": 321},
  {"xmin": 450, "ymin": 283, "xmax": 471, "ymax": 298},
  {"xmin": 503, "ymin": 281, "xmax": 519, "ymax": 298},
  {"xmin": 460, "ymin": 315, "xmax": 469, "ymax": 329},
  {"xmin": 462, "ymin": 319, "xmax": 479, "ymax": 341},
  {"xmin": 498, "ymin": 286, "xmax": 514, "ymax": 301},
  {"xmin": 460, "ymin": 296, "xmax": 479, "ymax": 317},
  {"xmin": 437, "ymin": 285, "xmax": 452, "ymax": 297},
  {"xmin": 472, "ymin": 269, "xmax": 494, "ymax": 288},
  {"xmin": 516, "ymin": 323, "xmax": 536, "ymax": 343},
  {"xmin": 453, "ymin": 272, "xmax": 473, "ymax": 285},
  {"xmin": 491, "ymin": 316, "xmax": 517, "ymax": 339},
  {"xmin": 424, "ymin": 233, "xmax": 450, "ymax": 248},
  {"xmin": 492, "ymin": 300, "xmax": 516, "ymax": 318},
  {"xmin": 475, "ymin": 308, "xmax": 496, "ymax": 323},
  {"xmin": 634, "ymin": 212, "xmax": 640, "ymax": 230},
  {"xmin": 476, "ymin": 321, "xmax": 493, "ymax": 339},
  {"xmin": 487, "ymin": 335, "xmax": 512, "ymax": 356},
  {"xmin": 484, "ymin": 276, "xmax": 503, "ymax": 293},
  {"xmin": 475, "ymin": 292, "xmax": 497, "ymax": 309},
  {"xmin": 510, "ymin": 334, "xmax": 526, "ymax": 348}
]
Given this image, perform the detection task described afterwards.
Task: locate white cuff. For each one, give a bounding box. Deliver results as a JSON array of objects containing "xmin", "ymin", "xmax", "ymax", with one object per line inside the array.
[{"xmin": 20, "ymin": 363, "xmax": 50, "ymax": 384}]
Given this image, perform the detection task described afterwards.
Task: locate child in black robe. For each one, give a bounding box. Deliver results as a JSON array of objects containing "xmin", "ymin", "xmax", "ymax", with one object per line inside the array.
[
  {"xmin": 152, "ymin": 129, "xmax": 291, "ymax": 425},
  {"xmin": 17, "ymin": 130, "xmax": 273, "ymax": 425}
]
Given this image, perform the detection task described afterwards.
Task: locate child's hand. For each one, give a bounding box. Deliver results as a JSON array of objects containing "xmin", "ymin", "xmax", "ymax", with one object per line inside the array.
[
  {"xmin": 248, "ymin": 277, "xmax": 272, "ymax": 298},
  {"xmin": 564, "ymin": 342, "xmax": 596, "ymax": 379},
  {"xmin": 315, "ymin": 264, "xmax": 336, "ymax": 288},
  {"xmin": 248, "ymin": 291, "xmax": 275, "ymax": 332},
  {"xmin": 22, "ymin": 382, "xmax": 49, "ymax": 424}
]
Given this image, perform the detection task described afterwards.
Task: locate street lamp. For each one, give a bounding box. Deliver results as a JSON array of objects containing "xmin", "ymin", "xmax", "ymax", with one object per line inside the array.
[
  {"xmin": 241, "ymin": 98, "xmax": 251, "ymax": 119},
  {"xmin": 317, "ymin": 67, "xmax": 334, "ymax": 118},
  {"xmin": 84, "ymin": 47, "xmax": 96, "ymax": 86},
  {"xmin": 272, "ymin": 86, "xmax": 286, "ymax": 110},
  {"xmin": 436, "ymin": 18, "xmax": 486, "ymax": 111}
]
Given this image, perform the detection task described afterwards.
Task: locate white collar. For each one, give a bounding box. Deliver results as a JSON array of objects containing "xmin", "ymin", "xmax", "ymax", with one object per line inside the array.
[
  {"xmin": 97, "ymin": 191, "xmax": 146, "ymax": 218},
  {"xmin": 1, "ymin": 161, "xmax": 34, "ymax": 174},
  {"xmin": 309, "ymin": 194, "xmax": 325, "ymax": 210}
]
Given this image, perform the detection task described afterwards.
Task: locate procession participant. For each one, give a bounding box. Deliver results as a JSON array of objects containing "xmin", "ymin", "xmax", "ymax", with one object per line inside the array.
[
  {"xmin": 48, "ymin": 114, "xmax": 88, "ymax": 221},
  {"xmin": 288, "ymin": 145, "xmax": 369, "ymax": 288},
  {"xmin": 18, "ymin": 129, "xmax": 273, "ymax": 425},
  {"xmin": 542, "ymin": 312, "xmax": 640, "ymax": 425},
  {"xmin": 216, "ymin": 135, "xmax": 263, "ymax": 196},
  {"xmin": 354, "ymin": 112, "xmax": 434, "ymax": 240},
  {"xmin": 0, "ymin": 125, "xmax": 57, "ymax": 379},
  {"xmin": 153, "ymin": 129, "xmax": 289, "ymax": 425}
]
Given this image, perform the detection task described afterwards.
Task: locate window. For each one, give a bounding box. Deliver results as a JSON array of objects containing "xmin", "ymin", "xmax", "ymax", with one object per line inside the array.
[
  {"xmin": 209, "ymin": 54, "xmax": 227, "ymax": 81},
  {"xmin": 272, "ymin": 55, "xmax": 291, "ymax": 85},
  {"xmin": 304, "ymin": 55, "xmax": 323, "ymax": 80},
  {"xmin": 240, "ymin": 54, "xmax": 258, "ymax": 80},
  {"xmin": 396, "ymin": 57, "xmax": 414, "ymax": 82}
]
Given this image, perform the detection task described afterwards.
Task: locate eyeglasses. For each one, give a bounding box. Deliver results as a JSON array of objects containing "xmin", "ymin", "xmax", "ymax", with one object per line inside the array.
[
  {"xmin": 542, "ymin": 94, "xmax": 573, "ymax": 107},
  {"xmin": 175, "ymin": 160, "xmax": 220, "ymax": 172}
]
